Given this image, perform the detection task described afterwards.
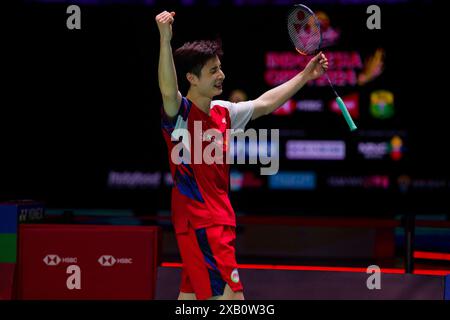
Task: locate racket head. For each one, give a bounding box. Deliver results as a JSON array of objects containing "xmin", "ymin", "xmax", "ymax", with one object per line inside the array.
[{"xmin": 287, "ymin": 4, "xmax": 322, "ymax": 56}]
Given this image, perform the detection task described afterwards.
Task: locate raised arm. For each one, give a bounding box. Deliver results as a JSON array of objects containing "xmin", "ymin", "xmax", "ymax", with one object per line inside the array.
[
  {"xmin": 251, "ymin": 52, "xmax": 328, "ymax": 120},
  {"xmin": 156, "ymin": 11, "xmax": 182, "ymax": 118}
]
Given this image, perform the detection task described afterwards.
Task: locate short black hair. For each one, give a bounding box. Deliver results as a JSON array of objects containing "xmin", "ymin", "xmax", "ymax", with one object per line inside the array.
[{"xmin": 174, "ymin": 39, "xmax": 223, "ymax": 93}]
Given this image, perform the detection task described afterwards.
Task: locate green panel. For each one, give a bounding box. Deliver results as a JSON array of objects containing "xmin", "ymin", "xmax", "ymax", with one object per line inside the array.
[{"xmin": 0, "ymin": 233, "xmax": 17, "ymax": 263}]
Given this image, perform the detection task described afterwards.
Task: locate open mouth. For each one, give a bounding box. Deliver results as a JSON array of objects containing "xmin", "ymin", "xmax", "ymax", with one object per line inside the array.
[{"xmin": 214, "ymin": 83, "xmax": 223, "ymax": 90}]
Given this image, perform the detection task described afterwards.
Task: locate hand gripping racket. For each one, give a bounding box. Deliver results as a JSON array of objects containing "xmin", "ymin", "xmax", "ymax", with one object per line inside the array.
[{"xmin": 287, "ymin": 4, "xmax": 357, "ymax": 131}]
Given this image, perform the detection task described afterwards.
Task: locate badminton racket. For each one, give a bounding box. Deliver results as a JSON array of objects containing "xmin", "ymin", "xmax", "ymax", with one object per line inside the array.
[{"xmin": 287, "ymin": 4, "xmax": 357, "ymax": 131}]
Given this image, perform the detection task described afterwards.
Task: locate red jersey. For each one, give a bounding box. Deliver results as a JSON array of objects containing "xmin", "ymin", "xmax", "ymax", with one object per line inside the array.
[{"xmin": 161, "ymin": 97, "xmax": 254, "ymax": 234}]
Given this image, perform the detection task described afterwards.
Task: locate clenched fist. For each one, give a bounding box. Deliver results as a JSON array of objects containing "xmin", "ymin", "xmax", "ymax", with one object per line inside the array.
[{"xmin": 155, "ymin": 11, "xmax": 176, "ymax": 41}]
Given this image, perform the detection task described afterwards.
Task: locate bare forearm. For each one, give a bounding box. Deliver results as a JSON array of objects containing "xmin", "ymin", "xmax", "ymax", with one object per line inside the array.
[
  {"xmin": 257, "ymin": 71, "xmax": 310, "ymax": 115},
  {"xmin": 158, "ymin": 39, "xmax": 178, "ymax": 97}
]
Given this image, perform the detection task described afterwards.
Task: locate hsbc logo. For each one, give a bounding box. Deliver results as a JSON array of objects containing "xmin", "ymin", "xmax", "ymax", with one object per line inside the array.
[
  {"xmin": 98, "ymin": 255, "xmax": 133, "ymax": 267},
  {"xmin": 43, "ymin": 254, "xmax": 77, "ymax": 266},
  {"xmin": 43, "ymin": 254, "xmax": 61, "ymax": 266},
  {"xmin": 98, "ymin": 255, "xmax": 116, "ymax": 266}
]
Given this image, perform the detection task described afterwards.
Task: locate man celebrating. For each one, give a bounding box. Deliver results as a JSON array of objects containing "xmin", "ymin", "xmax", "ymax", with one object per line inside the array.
[{"xmin": 156, "ymin": 10, "xmax": 328, "ymax": 300}]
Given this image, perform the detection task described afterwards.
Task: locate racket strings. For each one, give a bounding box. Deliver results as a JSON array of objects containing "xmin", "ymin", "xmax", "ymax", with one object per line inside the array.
[{"xmin": 287, "ymin": 7, "xmax": 321, "ymax": 55}]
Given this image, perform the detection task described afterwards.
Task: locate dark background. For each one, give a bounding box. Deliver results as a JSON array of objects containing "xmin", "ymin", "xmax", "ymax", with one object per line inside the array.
[{"xmin": 3, "ymin": 1, "xmax": 446, "ymax": 217}]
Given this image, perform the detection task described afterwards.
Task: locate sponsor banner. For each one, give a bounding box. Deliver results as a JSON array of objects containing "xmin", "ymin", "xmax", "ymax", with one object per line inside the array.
[
  {"xmin": 358, "ymin": 142, "xmax": 389, "ymax": 159},
  {"xmin": 370, "ymin": 90, "xmax": 394, "ymax": 119},
  {"xmin": 273, "ymin": 99, "xmax": 296, "ymax": 116},
  {"xmin": 358, "ymin": 136, "xmax": 405, "ymax": 161},
  {"xmin": 273, "ymin": 99, "xmax": 324, "ymax": 115},
  {"xmin": 17, "ymin": 224, "xmax": 160, "ymax": 299},
  {"xmin": 397, "ymin": 175, "xmax": 448, "ymax": 193},
  {"xmin": 327, "ymin": 175, "xmax": 390, "ymax": 189},
  {"xmin": 98, "ymin": 255, "xmax": 133, "ymax": 267},
  {"xmin": 297, "ymin": 99, "xmax": 324, "ymax": 112},
  {"xmin": 230, "ymin": 171, "xmax": 264, "ymax": 191},
  {"xmin": 43, "ymin": 254, "xmax": 77, "ymax": 266},
  {"xmin": 107, "ymin": 171, "xmax": 161, "ymax": 189},
  {"xmin": 269, "ymin": 171, "xmax": 316, "ymax": 190},
  {"xmin": 329, "ymin": 93, "xmax": 359, "ymax": 119},
  {"xmin": 286, "ymin": 140, "xmax": 346, "ymax": 160},
  {"xmin": 265, "ymin": 51, "xmax": 363, "ymax": 87}
]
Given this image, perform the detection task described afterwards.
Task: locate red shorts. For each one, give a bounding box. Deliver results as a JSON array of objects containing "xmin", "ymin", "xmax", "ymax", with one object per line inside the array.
[{"xmin": 175, "ymin": 224, "xmax": 243, "ymax": 300}]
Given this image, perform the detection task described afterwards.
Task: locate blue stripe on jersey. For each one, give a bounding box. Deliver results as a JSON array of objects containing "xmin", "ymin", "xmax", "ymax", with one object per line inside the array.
[
  {"xmin": 161, "ymin": 97, "xmax": 191, "ymax": 134},
  {"xmin": 174, "ymin": 163, "xmax": 205, "ymax": 203},
  {"xmin": 195, "ymin": 228, "xmax": 226, "ymax": 297},
  {"xmin": 179, "ymin": 97, "xmax": 191, "ymax": 120}
]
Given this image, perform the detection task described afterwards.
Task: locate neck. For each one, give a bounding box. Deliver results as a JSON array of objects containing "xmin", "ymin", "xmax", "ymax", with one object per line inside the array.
[{"xmin": 187, "ymin": 90, "xmax": 211, "ymax": 115}]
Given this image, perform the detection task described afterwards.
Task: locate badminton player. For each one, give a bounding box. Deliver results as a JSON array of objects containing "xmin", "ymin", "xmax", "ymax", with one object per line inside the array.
[{"xmin": 156, "ymin": 10, "xmax": 328, "ymax": 300}]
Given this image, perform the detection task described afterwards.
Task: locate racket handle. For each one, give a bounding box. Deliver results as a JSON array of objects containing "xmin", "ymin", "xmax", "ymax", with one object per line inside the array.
[{"xmin": 336, "ymin": 97, "xmax": 357, "ymax": 131}]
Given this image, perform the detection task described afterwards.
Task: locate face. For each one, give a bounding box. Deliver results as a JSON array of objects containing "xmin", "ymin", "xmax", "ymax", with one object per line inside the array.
[{"xmin": 188, "ymin": 55, "xmax": 225, "ymax": 98}]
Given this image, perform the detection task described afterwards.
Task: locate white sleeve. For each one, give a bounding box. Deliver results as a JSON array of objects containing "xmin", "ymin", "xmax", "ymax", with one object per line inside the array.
[{"xmin": 216, "ymin": 100, "xmax": 254, "ymax": 131}]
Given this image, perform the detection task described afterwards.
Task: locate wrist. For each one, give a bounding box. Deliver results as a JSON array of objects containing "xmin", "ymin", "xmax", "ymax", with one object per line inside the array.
[{"xmin": 299, "ymin": 71, "xmax": 312, "ymax": 83}]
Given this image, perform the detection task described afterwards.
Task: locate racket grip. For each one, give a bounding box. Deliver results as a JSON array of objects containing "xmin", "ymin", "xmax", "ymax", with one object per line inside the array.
[{"xmin": 336, "ymin": 97, "xmax": 357, "ymax": 131}]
